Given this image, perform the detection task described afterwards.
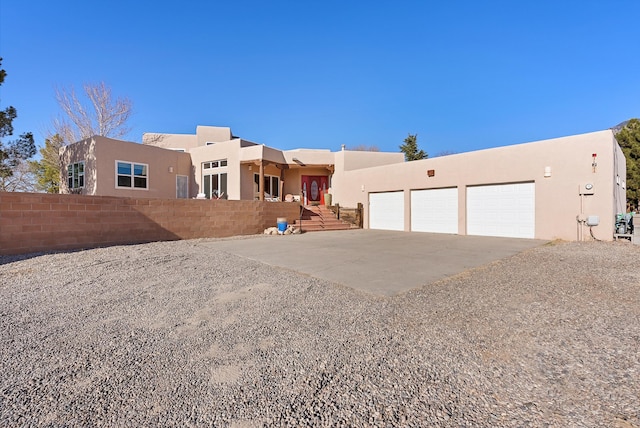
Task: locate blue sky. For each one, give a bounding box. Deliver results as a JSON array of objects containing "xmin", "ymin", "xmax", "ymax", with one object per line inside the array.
[{"xmin": 1, "ymin": 1, "xmax": 639, "ymax": 156}]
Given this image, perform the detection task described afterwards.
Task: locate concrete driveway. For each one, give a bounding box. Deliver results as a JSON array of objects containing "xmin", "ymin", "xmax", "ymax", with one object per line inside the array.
[{"xmin": 203, "ymin": 230, "xmax": 547, "ymax": 296}]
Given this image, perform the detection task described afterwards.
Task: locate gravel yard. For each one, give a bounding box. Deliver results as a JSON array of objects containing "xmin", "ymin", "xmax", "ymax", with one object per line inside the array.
[{"xmin": 1, "ymin": 237, "xmax": 639, "ymax": 427}]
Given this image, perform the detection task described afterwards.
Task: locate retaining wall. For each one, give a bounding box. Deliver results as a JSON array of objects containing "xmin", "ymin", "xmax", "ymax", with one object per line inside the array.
[{"xmin": 0, "ymin": 193, "xmax": 301, "ymax": 256}]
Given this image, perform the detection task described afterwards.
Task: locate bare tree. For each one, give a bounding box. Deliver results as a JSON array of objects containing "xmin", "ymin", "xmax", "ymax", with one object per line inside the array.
[
  {"xmin": 431, "ymin": 149, "xmax": 459, "ymax": 158},
  {"xmin": 0, "ymin": 160, "xmax": 36, "ymax": 192},
  {"xmin": 34, "ymin": 83, "xmax": 133, "ymax": 193},
  {"xmin": 52, "ymin": 82, "xmax": 133, "ymax": 144},
  {"xmin": 349, "ymin": 144, "xmax": 380, "ymax": 152},
  {"xmin": 142, "ymin": 132, "xmax": 166, "ymax": 146}
]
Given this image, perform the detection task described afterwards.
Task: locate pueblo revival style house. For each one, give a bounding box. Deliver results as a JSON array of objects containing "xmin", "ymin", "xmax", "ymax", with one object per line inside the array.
[{"xmin": 60, "ymin": 125, "xmax": 627, "ymax": 242}]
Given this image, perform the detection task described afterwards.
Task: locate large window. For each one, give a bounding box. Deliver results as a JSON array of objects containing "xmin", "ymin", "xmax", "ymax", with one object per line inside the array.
[
  {"xmin": 67, "ymin": 161, "xmax": 84, "ymax": 189},
  {"xmin": 202, "ymin": 159, "xmax": 227, "ymax": 199},
  {"xmin": 203, "ymin": 159, "xmax": 227, "ymax": 169},
  {"xmin": 254, "ymin": 173, "xmax": 280, "ymax": 199},
  {"xmin": 116, "ymin": 161, "xmax": 148, "ymax": 189}
]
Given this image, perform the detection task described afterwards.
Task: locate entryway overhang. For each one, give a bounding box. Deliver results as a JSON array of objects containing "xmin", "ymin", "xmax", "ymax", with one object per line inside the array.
[{"xmin": 241, "ymin": 159, "xmax": 289, "ymax": 201}]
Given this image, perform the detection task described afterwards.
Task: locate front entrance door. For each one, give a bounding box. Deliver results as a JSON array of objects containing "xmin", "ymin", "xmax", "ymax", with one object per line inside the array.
[{"xmin": 301, "ymin": 176, "xmax": 328, "ymax": 204}]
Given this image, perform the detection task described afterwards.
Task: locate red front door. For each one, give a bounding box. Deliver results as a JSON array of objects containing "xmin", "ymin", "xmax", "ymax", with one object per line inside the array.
[{"xmin": 301, "ymin": 175, "xmax": 328, "ymax": 203}]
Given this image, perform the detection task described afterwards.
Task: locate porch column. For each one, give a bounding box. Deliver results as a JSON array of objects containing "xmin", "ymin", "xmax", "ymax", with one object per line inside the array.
[
  {"xmin": 259, "ymin": 161, "xmax": 264, "ymax": 201},
  {"xmin": 280, "ymin": 166, "xmax": 286, "ymax": 201}
]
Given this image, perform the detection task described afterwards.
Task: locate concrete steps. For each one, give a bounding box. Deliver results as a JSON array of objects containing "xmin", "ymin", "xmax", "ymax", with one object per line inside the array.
[{"xmin": 293, "ymin": 205, "xmax": 354, "ymax": 232}]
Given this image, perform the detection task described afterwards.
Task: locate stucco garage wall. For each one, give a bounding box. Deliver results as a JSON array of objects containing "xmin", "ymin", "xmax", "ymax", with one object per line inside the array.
[
  {"xmin": 339, "ymin": 150, "xmax": 405, "ymax": 172},
  {"xmin": 0, "ymin": 193, "xmax": 300, "ymax": 256},
  {"xmin": 331, "ymin": 130, "xmax": 624, "ymax": 241}
]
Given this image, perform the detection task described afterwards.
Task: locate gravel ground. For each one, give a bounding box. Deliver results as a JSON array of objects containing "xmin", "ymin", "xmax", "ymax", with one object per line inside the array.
[{"xmin": 1, "ymin": 237, "xmax": 639, "ymax": 427}]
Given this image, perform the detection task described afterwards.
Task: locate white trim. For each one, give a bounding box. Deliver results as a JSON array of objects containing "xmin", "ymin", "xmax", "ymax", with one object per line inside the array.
[
  {"xmin": 202, "ymin": 171, "xmax": 227, "ymax": 199},
  {"xmin": 254, "ymin": 173, "xmax": 280, "ymax": 199},
  {"xmin": 115, "ymin": 160, "xmax": 149, "ymax": 190},
  {"xmin": 203, "ymin": 159, "xmax": 228, "ymax": 170},
  {"xmin": 67, "ymin": 160, "xmax": 85, "ymax": 190}
]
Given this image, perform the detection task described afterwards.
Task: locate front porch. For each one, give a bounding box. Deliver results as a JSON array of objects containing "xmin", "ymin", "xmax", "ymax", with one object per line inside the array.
[{"xmin": 241, "ymin": 159, "xmax": 334, "ymax": 204}]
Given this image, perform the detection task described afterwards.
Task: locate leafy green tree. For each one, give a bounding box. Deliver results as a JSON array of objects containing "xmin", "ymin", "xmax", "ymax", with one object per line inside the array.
[
  {"xmin": 0, "ymin": 58, "xmax": 36, "ymax": 190},
  {"xmin": 399, "ymin": 133, "xmax": 427, "ymax": 161},
  {"xmin": 30, "ymin": 134, "xmax": 64, "ymax": 193},
  {"xmin": 615, "ymin": 118, "xmax": 640, "ymax": 209}
]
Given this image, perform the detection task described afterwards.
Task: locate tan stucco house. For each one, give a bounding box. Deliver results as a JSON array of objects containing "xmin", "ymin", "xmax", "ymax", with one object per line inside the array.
[
  {"xmin": 60, "ymin": 136, "xmax": 193, "ymax": 199},
  {"xmin": 60, "ymin": 126, "xmax": 626, "ymax": 242}
]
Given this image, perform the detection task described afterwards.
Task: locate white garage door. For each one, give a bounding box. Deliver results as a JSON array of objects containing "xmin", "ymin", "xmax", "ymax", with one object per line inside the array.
[
  {"xmin": 411, "ymin": 188, "xmax": 458, "ymax": 234},
  {"xmin": 369, "ymin": 191, "xmax": 404, "ymax": 231},
  {"xmin": 467, "ymin": 182, "xmax": 535, "ymax": 239}
]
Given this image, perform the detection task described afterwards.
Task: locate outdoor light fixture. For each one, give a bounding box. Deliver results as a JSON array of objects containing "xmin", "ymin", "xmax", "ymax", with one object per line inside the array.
[
  {"xmin": 544, "ymin": 166, "xmax": 551, "ymax": 178},
  {"xmin": 578, "ymin": 183, "xmax": 595, "ymax": 195}
]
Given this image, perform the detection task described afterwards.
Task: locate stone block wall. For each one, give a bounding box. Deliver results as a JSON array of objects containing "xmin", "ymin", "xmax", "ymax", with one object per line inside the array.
[{"xmin": 0, "ymin": 193, "xmax": 301, "ymax": 255}]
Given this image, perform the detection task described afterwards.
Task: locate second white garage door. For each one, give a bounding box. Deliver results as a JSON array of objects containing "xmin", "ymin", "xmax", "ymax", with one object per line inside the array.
[
  {"xmin": 369, "ymin": 191, "xmax": 404, "ymax": 231},
  {"xmin": 411, "ymin": 188, "xmax": 458, "ymax": 234},
  {"xmin": 467, "ymin": 182, "xmax": 535, "ymax": 239}
]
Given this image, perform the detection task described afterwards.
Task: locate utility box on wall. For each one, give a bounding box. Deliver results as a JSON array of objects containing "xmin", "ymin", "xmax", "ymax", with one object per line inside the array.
[{"xmin": 586, "ymin": 215, "xmax": 600, "ymax": 226}]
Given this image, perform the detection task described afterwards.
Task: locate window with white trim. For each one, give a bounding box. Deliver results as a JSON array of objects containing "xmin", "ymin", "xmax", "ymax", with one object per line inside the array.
[
  {"xmin": 116, "ymin": 161, "xmax": 148, "ymax": 189},
  {"xmin": 67, "ymin": 161, "xmax": 85, "ymax": 189},
  {"xmin": 254, "ymin": 173, "xmax": 280, "ymax": 199},
  {"xmin": 202, "ymin": 159, "xmax": 228, "ymax": 169},
  {"xmin": 202, "ymin": 159, "xmax": 228, "ymax": 199}
]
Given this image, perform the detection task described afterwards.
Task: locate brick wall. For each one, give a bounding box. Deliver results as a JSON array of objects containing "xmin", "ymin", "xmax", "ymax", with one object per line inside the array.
[{"xmin": 0, "ymin": 193, "xmax": 301, "ymax": 256}]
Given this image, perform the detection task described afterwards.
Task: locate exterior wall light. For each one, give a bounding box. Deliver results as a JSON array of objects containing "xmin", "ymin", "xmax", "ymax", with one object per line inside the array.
[{"xmin": 544, "ymin": 166, "xmax": 551, "ymax": 178}]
